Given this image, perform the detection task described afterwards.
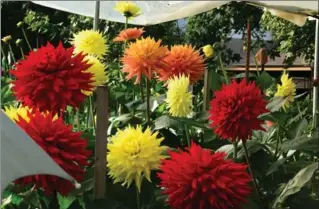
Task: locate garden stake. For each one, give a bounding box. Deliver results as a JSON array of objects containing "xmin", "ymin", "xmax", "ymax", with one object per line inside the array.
[
  {"xmin": 95, "ymin": 86, "xmax": 108, "ymax": 199},
  {"xmin": 243, "ymin": 18, "xmax": 266, "ymax": 208},
  {"xmin": 146, "ymin": 78, "xmax": 151, "ymax": 123},
  {"xmin": 245, "ymin": 19, "xmax": 251, "ymax": 81},
  {"xmin": 93, "ymin": 0, "xmax": 107, "ymax": 199}
]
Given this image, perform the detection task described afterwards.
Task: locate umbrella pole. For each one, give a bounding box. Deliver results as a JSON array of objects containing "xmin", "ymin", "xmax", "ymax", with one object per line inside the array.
[
  {"xmin": 313, "ymin": 19, "xmax": 319, "ymax": 129},
  {"xmin": 93, "ymin": 0, "xmax": 108, "ymax": 199}
]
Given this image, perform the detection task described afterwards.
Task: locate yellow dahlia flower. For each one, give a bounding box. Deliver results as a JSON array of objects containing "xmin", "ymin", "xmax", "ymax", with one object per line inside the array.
[
  {"xmin": 274, "ymin": 71, "xmax": 296, "ymax": 110},
  {"xmin": 114, "ymin": 1, "xmax": 141, "ymax": 18},
  {"xmin": 3, "ymin": 105, "xmax": 31, "ymax": 122},
  {"xmin": 107, "ymin": 125, "xmax": 167, "ymax": 192},
  {"xmin": 82, "ymin": 55, "xmax": 108, "ymax": 95},
  {"xmin": 71, "ymin": 30, "xmax": 108, "ymax": 59},
  {"xmin": 166, "ymin": 74, "xmax": 193, "ymax": 117},
  {"xmin": 202, "ymin": 44, "xmax": 214, "ymax": 58}
]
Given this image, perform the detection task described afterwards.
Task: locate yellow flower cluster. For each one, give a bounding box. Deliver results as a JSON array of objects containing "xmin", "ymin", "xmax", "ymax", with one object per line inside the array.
[
  {"xmin": 71, "ymin": 30, "xmax": 108, "ymax": 93},
  {"xmin": 274, "ymin": 71, "xmax": 296, "ymax": 110},
  {"xmin": 4, "ymin": 105, "xmax": 31, "ymax": 122},
  {"xmin": 114, "ymin": 1, "xmax": 141, "ymax": 18},
  {"xmin": 107, "ymin": 126, "xmax": 166, "ymax": 192},
  {"xmin": 166, "ymin": 74, "xmax": 193, "ymax": 117}
]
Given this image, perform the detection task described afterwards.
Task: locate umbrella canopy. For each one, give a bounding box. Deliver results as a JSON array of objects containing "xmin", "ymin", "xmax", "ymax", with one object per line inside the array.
[
  {"xmin": 0, "ymin": 111, "xmax": 74, "ymax": 195},
  {"xmin": 32, "ymin": 1, "xmax": 318, "ymax": 26}
]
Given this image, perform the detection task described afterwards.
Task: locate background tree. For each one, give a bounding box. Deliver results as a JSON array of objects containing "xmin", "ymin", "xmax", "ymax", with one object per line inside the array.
[
  {"xmin": 260, "ymin": 11, "xmax": 316, "ymax": 66},
  {"xmin": 185, "ymin": 1, "xmax": 265, "ymax": 64}
]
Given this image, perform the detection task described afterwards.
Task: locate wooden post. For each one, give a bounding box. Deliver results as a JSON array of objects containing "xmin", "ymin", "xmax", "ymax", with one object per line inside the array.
[
  {"xmin": 92, "ymin": 0, "xmax": 107, "ymax": 199},
  {"xmin": 94, "ymin": 86, "xmax": 108, "ymax": 198},
  {"xmin": 245, "ymin": 19, "xmax": 251, "ymax": 81}
]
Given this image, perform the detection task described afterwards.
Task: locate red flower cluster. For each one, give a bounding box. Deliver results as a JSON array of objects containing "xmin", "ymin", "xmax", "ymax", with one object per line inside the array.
[
  {"xmin": 209, "ymin": 79, "xmax": 268, "ymax": 141},
  {"xmin": 158, "ymin": 143, "xmax": 252, "ymax": 209},
  {"xmin": 11, "ymin": 42, "xmax": 93, "ymax": 115},
  {"xmin": 14, "ymin": 110, "xmax": 91, "ymax": 196}
]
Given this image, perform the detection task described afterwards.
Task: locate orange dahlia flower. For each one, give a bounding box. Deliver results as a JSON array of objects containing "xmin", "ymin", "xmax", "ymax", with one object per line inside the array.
[
  {"xmin": 157, "ymin": 45, "xmax": 205, "ymax": 84},
  {"xmin": 121, "ymin": 37, "xmax": 169, "ymax": 84},
  {"xmin": 113, "ymin": 28, "xmax": 144, "ymax": 42}
]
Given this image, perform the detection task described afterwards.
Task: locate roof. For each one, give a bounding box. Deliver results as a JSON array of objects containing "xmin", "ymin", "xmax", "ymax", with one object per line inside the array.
[{"xmin": 227, "ymin": 38, "xmax": 311, "ymax": 69}]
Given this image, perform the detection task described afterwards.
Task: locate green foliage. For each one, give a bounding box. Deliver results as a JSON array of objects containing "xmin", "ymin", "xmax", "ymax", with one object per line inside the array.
[
  {"xmin": 186, "ymin": 1, "xmax": 265, "ymax": 64},
  {"xmin": 1, "ymin": 2, "xmax": 319, "ymax": 209},
  {"xmin": 260, "ymin": 11, "xmax": 316, "ymax": 65}
]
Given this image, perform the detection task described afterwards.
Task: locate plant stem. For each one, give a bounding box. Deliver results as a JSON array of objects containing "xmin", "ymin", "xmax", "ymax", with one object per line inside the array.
[
  {"xmin": 1, "ymin": 45, "xmax": 8, "ymax": 73},
  {"xmin": 242, "ymin": 140, "xmax": 263, "ymax": 204},
  {"xmin": 76, "ymin": 108, "xmax": 80, "ymax": 131},
  {"xmin": 21, "ymin": 27, "xmax": 32, "ymax": 51},
  {"xmin": 89, "ymin": 95, "xmax": 96, "ymax": 132},
  {"xmin": 233, "ymin": 140, "xmax": 238, "ymax": 161},
  {"xmin": 146, "ymin": 78, "xmax": 150, "ymax": 123},
  {"xmin": 184, "ymin": 123, "xmax": 191, "ymax": 147},
  {"xmin": 274, "ymin": 127, "xmax": 280, "ymax": 159},
  {"xmin": 218, "ymin": 55, "xmax": 229, "ymax": 84},
  {"xmin": 140, "ymin": 80, "xmax": 145, "ymax": 102},
  {"xmin": 136, "ymin": 187, "xmax": 141, "ymax": 209},
  {"xmin": 8, "ymin": 43, "xmax": 16, "ymax": 63},
  {"xmin": 19, "ymin": 46, "xmax": 24, "ymax": 59}
]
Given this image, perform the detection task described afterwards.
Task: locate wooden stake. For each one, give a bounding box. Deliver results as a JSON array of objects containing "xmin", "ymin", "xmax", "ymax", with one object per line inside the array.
[
  {"xmin": 245, "ymin": 19, "xmax": 251, "ymax": 81},
  {"xmin": 94, "ymin": 85, "xmax": 108, "ymax": 198}
]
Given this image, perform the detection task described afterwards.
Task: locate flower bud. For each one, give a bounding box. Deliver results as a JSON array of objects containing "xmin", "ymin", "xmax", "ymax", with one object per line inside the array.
[
  {"xmin": 1, "ymin": 35, "xmax": 12, "ymax": 43},
  {"xmin": 202, "ymin": 44, "xmax": 214, "ymax": 58},
  {"xmin": 16, "ymin": 39, "xmax": 23, "ymax": 46},
  {"xmin": 17, "ymin": 21, "xmax": 23, "ymax": 28}
]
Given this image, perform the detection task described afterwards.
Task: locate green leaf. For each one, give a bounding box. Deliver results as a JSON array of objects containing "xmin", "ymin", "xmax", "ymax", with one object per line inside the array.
[
  {"xmin": 266, "ymin": 158, "xmax": 287, "ymax": 176},
  {"xmin": 77, "ymin": 196, "xmax": 86, "ymax": 209},
  {"xmin": 57, "ymin": 193, "xmax": 76, "ymax": 209},
  {"xmin": 154, "ymin": 115, "xmax": 181, "ymax": 130},
  {"xmin": 266, "ymin": 96, "xmax": 288, "ymax": 112},
  {"xmin": 273, "ymin": 163, "xmax": 318, "ymax": 208},
  {"xmin": 209, "ymin": 70, "xmax": 223, "ymax": 91},
  {"xmin": 255, "ymin": 71, "xmax": 275, "ymax": 91},
  {"xmin": 287, "ymin": 118, "xmax": 308, "ymax": 139},
  {"xmin": 281, "ymin": 133, "xmax": 319, "ymax": 152}
]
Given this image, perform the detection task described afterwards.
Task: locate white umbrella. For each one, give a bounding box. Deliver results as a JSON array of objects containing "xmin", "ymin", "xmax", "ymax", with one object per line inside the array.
[
  {"xmin": 0, "ymin": 111, "xmax": 74, "ymax": 198},
  {"xmin": 32, "ymin": 1, "xmax": 318, "ymax": 26}
]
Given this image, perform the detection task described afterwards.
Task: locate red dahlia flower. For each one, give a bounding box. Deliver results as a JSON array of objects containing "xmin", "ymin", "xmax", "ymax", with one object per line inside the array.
[
  {"xmin": 158, "ymin": 143, "xmax": 252, "ymax": 209},
  {"xmin": 209, "ymin": 79, "xmax": 268, "ymax": 141},
  {"xmin": 10, "ymin": 42, "xmax": 93, "ymax": 115},
  {"xmin": 14, "ymin": 110, "xmax": 91, "ymax": 196}
]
